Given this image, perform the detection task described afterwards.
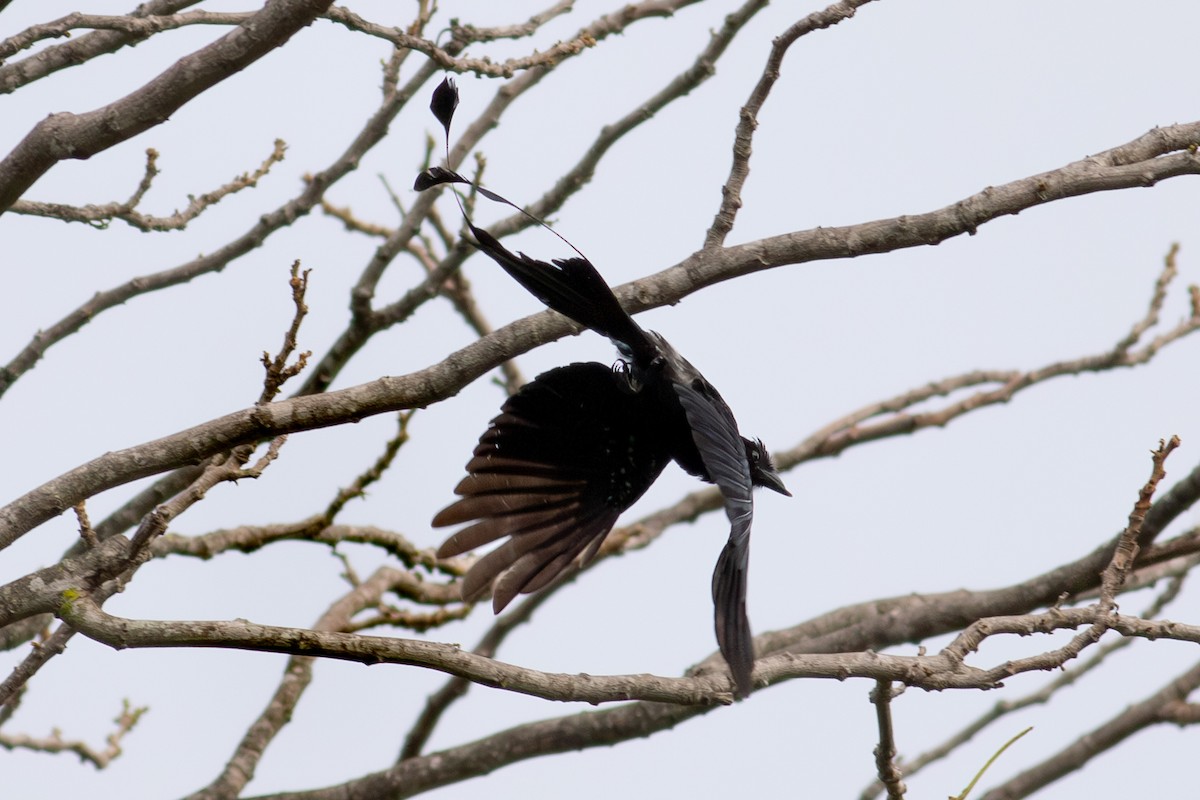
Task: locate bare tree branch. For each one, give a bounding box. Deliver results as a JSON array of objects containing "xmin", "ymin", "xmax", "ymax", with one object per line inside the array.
[
  {"xmin": 0, "ymin": 0, "xmax": 203, "ymax": 93},
  {"xmin": 978, "ymin": 659, "xmax": 1200, "ymax": 800},
  {"xmin": 0, "ymin": 698, "xmax": 146, "ymax": 768},
  {"xmin": 860, "ymin": 565, "xmax": 1193, "ymax": 799},
  {"xmin": 220, "ymin": 605, "xmax": 1200, "ymax": 799},
  {"xmin": 54, "ymin": 571, "xmax": 1200, "ymax": 703},
  {"xmin": 3, "ymin": 4, "xmax": 1199, "ymax": 796},
  {"xmin": 399, "ymin": 582, "xmax": 563, "ymax": 761},
  {"xmin": 587, "ymin": 256, "xmax": 1200, "ymax": 583},
  {"xmin": 705, "ymin": 0, "xmax": 880, "ymax": 248},
  {"xmin": 870, "ymin": 680, "xmax": 908, "ymax": 800},
  {"xmin": 681, "ymin": 124, "xmax": 1200, "ymax": 301},
  {"xmin": 0, "ymin": 59, "xmax": 439, "ymax": 402},
  {"xmin": 180, "ymin": 565, "xmax": 418, "ymax": 800},
  {"xmin": 0, "ymin": 0, "xmax": 337, "ymax": 212},
  {"xmin": 8, "ymin": 140, "xmax": 287, "ymax": 231},
  {"xmin": 1097, "ymin": 436, "xmax": 1180, "ymax": 608},
  {"xmin": 5, "ymin": 135, "xmax": 1198, "ymax": 552}
]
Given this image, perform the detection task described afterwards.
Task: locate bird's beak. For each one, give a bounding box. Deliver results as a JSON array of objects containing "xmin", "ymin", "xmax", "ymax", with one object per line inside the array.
[{"xmin": 759, "ymin": 469, "xmax": 791, "ymax": 497}]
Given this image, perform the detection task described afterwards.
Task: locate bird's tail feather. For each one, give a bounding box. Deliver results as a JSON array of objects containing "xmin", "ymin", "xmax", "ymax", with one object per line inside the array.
[
  {"xmin": 413, "ymin": 77, "xmax": 654, "ymax": 360},
  {"xmin": 713, "ymin": 538, "xmax": 755, "ymax": 699},
  {"xmin": 468, "ymin": 225, "xmax": 651, "ymax": 356}
]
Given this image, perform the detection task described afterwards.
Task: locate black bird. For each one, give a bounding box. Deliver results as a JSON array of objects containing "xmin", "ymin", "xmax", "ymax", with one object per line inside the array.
[{"xmin": 417, "ymin": 78, "xmax": 789, "ymax": 698}]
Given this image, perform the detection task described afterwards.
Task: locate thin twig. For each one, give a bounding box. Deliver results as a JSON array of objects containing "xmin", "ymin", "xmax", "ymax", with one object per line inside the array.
[
  {"xmin": 399, "ymin": 580, "xmax": 565, "ymax": 760},
  {"xmin": 870, "ymin": 680, "xmax": 907, "ymax": 800},
  {"xmin": 8, "ymin": 141, "xmax": 287, "ymax": 231},
  {"xmin": 0, "ymin": 0, "xmax": 335, "ymax": 211},
  {"xmin": 259, "ymin": 261, "xmax": 313, "ymax": 405},
  {"xmin": 705, "ymin": 0, "xmax": 880, "ymax": 248},
  {"xmin": 322, "ymin": 411, "xmax": 414, "ymax": 523},
  {"xmin": 1098, "ymin": 436, "xmax": 1181, "ymax": 609},
  {"xmin": 179, "ymin": 566, "xmax": 419, "ymax": 800},
  {"xmin": 860, "ymin": 567, "xmax": 1192, "ymax": 799},
  {"xmin": 0, "ymin": 698, "xmax": 146, "ymax": 769},
  {"xmin": 978, "ymin": 663, "xmax": 1200, "ymax": 800}
]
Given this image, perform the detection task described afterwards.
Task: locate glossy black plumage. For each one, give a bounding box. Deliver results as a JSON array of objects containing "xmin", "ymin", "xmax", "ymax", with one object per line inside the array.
[
  {"xmin": 419, "ymin": 78, "xmax": 789, "ymax": 698},
  {"xmin": 433, "ymin": 362, "xmax": 671, "ymax": 612}
]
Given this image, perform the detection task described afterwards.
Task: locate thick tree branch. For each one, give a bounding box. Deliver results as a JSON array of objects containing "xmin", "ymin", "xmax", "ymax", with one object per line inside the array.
[
  {"xmin": 680, "ymin": 126, "xmax": 1200, "ymax": 302},
  {"xmin": 222, "ymin": 602, "xmax": 1200, "ymax": 799},
  {"xmin": 5, "ymin": 225, "xmax": 1197, "ymax": 556},
  {"xmin": 590, "ymin": 255, "xmax": 1198, "ymax": 580},
  {"xmin": 399, "ymin": 582, "xmax": 563, "ymax": 761},
  {"xmin": 5, "ymin": 4, "xmax": 1198, "ymax": 797},
  {"xmin": 60, "ymin": 594, "xmax": 730, "ymax": 704},
  {"xmin": 0, "ymin": 0, "xmax": 203, "ymax": 93},
  {"xmin": 10, "ymin": 443, "xmax": 1190, "ymax": 794},
  {"xmin": 860, "ymin": 567, "xmax": 1193, "ymax": 799},
  {"xmin": 305, "ymin": 0, "xmax": 739, "ymax": 394},
  {"xmin": 754, "ymin": 451, "xmax": 1200, "ymax": 662},
  {"xmin": 251, "ymin": 699, "xmax": 707, "ymax": 800},
  {"xmin": 0, "ymin": 0, "xmax": 336, "ymax": 213},
  {"xmin": 58, "ymin": 589, "xmax": 1200, "ymax": 704},
  {"xmin": 181, "ymin": 565, "xmax": 414, "ymax": 800}
]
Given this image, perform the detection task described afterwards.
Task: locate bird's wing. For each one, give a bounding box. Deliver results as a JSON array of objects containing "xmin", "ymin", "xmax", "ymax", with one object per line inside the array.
[
  {"xmin": 435, "ymin": 363, "xmax": 671, "ymax": 613},
  {"xmin": 673, "ymin": 379, "xmax": 756, "ymax": 699}
]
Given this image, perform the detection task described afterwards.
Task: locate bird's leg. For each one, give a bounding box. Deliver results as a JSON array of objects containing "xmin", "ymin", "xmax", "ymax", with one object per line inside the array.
[{"xmin": 612, "ymin": 359, "xmax": 641, "ymax": 393}]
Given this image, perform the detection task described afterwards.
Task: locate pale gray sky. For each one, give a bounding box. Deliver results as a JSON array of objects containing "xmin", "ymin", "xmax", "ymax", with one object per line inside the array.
[{"xmin": 2, "ymin": 1, "xmax": 1198, "ymax": 798}]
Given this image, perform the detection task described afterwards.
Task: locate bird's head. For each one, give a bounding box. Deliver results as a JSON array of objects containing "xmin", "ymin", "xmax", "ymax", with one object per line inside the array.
[{"xmin": 744, "ymin": 438, "xmax": 791, "ymax": 496}]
